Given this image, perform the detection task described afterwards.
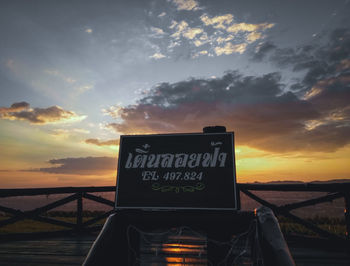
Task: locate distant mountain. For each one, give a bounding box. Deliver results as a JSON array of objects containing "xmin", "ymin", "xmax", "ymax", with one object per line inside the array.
[
  {"xmin": 309, "ymin": 179, "xmax": 350, "ymax": 184},
  {"xmin": 265, "ymin": 180, "xmax": 304, "ymax": 184},
  {"xmin": 249, "ymin": 179, "xmax": 349, "ymax": 184}
]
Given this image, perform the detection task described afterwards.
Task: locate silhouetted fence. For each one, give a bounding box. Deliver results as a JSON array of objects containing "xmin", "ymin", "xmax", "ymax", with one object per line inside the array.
[
  {"xmin": 239, "ymin": 182, "xmax": 350, "ymax": 241},
  {"xmin": 0, "ymin": 183, "xmax": 349, "ymax": 241},
  {"xmin": 0, "ymin": 186, "xmax": 115, "ymax": 240}
]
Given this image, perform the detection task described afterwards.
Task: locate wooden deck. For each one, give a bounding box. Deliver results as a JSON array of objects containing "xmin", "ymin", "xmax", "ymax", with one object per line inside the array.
[
  {"xmin": 0, "ymin": 235, "xmax": 96, "ymax": 266},
  {"xmin": 0, "ymin": 234, "xmax": 349, "ymax": 265},
  {"xmin": 286, "ymin": 236, "xmax": 350, "ymax": 266}
]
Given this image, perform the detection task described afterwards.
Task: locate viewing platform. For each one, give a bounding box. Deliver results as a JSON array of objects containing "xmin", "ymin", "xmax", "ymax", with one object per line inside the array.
[
  {"xmin": 1, "ymin": 182, "xmax": 349, "ymax": 265},
  {"xmin": 0, "ymin": 233, "xmax": 349, "ymax": 265}
]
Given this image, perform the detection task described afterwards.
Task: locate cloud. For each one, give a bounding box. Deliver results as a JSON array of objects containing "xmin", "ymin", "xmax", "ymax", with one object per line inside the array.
[
  {"xmin": 150, "ymin": 52, "xmax": 166, "ymax": 59},
  {"xmin": 200, "ymin": 14, "xmax": 234, "ymax": 29},
  {"xmin": 227, "ymin": 23, "xmax": 274, "ymax": 34},
  {"xmin": 170, "ymin": 20, "xmax": 203, "ymax": 40},
  {"xmin": 150, "ymin": 26, "xmax": 166, "ymax": 37},
  {"xmin": 221, "ymin": 22, "xmax": 274, "ymax": 47},
  {"xmin": 72, "ymin": 128, "xmax": 90, "ymax": 134},
  {"xmin": 216, "ymin": 35, "xmax": 234, "ymax": 44},
  {"xmin": 336, "ymin": 59, "xmax": 350, "ymax": 71},
  {"xmin": 253, "ymin": 28, "xmax": 350, "ymax": 77},
  {"xmin": 193, "ymin": 50, "xmax": 208, "ymax": 58},
  {"xmin": 45, "ymin": 70, "xmax": 77, "ymax": 84},
  {"xmin": 102, "ymin": 104, "xmax": 123, "ymax": 119},
  {"xmin": 246, "ymin": 32, "xmax": 263, "ymax": 43},
  {"xmin": 0, "ymin": 101, "xmax": 29, "ymax": 114},
  {"xmin": 169, "ymin": 20, "xmax": 207, "ymax": 40},
  {"xmin": 169, "ymin": 20, "xmax": 178, "ymax": 29},
  {"xmin": 183, "ymin": 27, "xmax": 203, "ymax": 40},
  {"xmin": 251, "ymin": 28, "xmax": 350, "ymax": 123},
  {"xmin": 43, "ymin": 69, "xmax": 93, "ymax": 97},
  {"xmin": 172, "ymin": 0, "xmax": 200, "ymax": 11},
  {"xmin": 30, "ymin": 157, "xmax": 117, "ymax": 175},
  {"xmin": 151, "ymin": 7, "xmax": 274, "ymax": 60},
  {"xmin": 50, "ymin": 128, "xmax": 90, "ymax": 138},
  {"xmin": 214, "ymin": 43, "xmax": 247, "ymax": 55},
  {"xmin": 105, "ymin": 66, "xmax": 350, "ymax": 153},
  {"xmin": 253, "ymin": 123, "xmax": 350, "ymax": 153},
  {"xmin": 0, "ymin": 102, "xmax": 86, "ymax": 124},
  {"xmin": 85, "ymin": 138, "xmax": 120, "ymax": 146},
  {"xmin": 6, "ymin": 59, "xmax": 15, "ymax": 70},
  {"xmin": 306, "ymin": 75, "xmax": 350, "ymax": 112},
  {"xmin": 74, "ymin": 85, "xmax": 93, "ymax": 94},
  {"xmin": 193, "ymin": 39, "xmax": 205, "ymax": 47},
  {"xmin": 170, "ymin": 21, "xmax": 187, "ymax": 38},
  {"xmin": 252, "ymin": 42, "xmax": 277, "ymax": 61}
]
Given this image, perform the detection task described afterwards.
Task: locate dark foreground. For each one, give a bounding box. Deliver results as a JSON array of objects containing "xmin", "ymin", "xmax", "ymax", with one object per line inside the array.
[{"xmin": 0, "ymin": 234, "xmax": 349, "ymax": 266}]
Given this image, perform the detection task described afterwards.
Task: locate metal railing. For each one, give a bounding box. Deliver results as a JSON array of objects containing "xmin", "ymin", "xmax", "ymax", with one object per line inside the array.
[
  {"xmin": 239, "ymin": 182, "xmax": 350, "ymax": 241},
  {"xmin": 0, "ymin": 183, "xmax": 349, "ymax": 241},
  {"xmin": 0, "ymin": 186, "xmax": 115, "ymax": 239}
]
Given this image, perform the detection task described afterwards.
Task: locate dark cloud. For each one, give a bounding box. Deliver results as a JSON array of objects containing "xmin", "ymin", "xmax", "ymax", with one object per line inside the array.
[
  {"xmin": 246, "ymin": 28, "xmax": 350, "ymax": 152},
  {"xmin": 250, "ymin": 122, "xmax": 350, "ymax": 153},
  {"xmin": 105, "ymin": 71, "xmax": 350, "ymax": 152},
  {"xmin": 85, "ymin": 138, "xmax": 120, "ymax": 146},
  {"xmin": 103, "ymin": 28, "xmax": 350, "ymax": 153},
  {"xmin": 267, "ymin": 29, "xmax": 350, "ymax": 124},
  {"xmin": 33, "ymin": 156, "xmax": 117, "ymax": 175},
  {"xmin": 0, "ymin": 101, "xmax": 30, "ymax": 114},
  {"xmin": 307, "ymin": 74, "xmax": 350, "ymax": 111},
  {"xmin": 10, "ymin": 101, "xmax": 30, "ymax": 109},
  {"xmin": 0, "ymin": 102, "xmax": 85, "ymax": 124},
  {"xmin": 253, "ymin": 28, "xmax": 350, "ymax": 90},
  {"xmin": 252, "ymin": 42, "xmax": 276, "ymax": 61},
  {"xmin": 327, "ymin": 28, "xmax": 350, "ymax": 62}
]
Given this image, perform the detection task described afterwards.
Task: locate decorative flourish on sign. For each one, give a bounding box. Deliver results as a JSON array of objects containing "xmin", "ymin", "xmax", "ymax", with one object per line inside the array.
[
  {"xmin": 151, "ymin": 182, "xmax": 205, "ymax": 193},
  {"xmin": 135, "ymin": 144, "xmax": 150, "ymax": 154},
  {"xmin": 211, "ymin": 141, "xmax": 223, "ymax": 146}
]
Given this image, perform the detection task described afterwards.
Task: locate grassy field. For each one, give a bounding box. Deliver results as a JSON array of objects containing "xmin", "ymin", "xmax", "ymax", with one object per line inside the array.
[
  {"xmin": 0, "ymin": 211, "xmax": 106, "ymax": 234},
  {"xmin": 278, "ymin": 216, "xmax": 346, "ymax": 237},
  {"xmin": 0, "ymin": 211, "xmax": 346, "ymax": 237}
]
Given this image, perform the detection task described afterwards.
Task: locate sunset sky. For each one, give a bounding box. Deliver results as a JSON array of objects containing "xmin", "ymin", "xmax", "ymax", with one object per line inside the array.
[{"xmin": 1, "ymin": 0, "xmax": 349, "ymax": 188}]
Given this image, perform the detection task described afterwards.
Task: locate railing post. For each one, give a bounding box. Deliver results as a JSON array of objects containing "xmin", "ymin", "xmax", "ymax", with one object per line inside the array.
[
  {"xmin": 77, "ymin": 192, "xmax": 83, "ymax": 232},
  {"xmin": 344, "ymin": 193, "xmax": 350, "ymax": 240}
]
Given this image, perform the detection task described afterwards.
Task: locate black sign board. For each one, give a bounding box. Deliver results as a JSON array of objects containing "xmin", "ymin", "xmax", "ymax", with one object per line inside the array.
[{"xmin": 115, "ymin": 132, "xmax": 238, "ymax": 210}]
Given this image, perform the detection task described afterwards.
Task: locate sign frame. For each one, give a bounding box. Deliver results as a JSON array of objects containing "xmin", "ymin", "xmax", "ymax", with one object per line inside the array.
[{"xmin": 115, "ymin": 132, "xmax": 238, "ymax": 210}]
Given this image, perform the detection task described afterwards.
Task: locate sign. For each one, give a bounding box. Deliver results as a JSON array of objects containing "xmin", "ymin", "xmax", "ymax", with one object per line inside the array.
[{"xmin": 115, "ymin": 132, "xmax": 238, "ymax": 210}]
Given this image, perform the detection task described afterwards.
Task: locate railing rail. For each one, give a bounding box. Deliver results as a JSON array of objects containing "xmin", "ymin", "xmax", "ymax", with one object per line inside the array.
[
  {"xmin": 0, "ymin": 186, "xmax": 115, "ymax": 198},
  {"xmin": 0, "ymin": 183, "xmax": 349, "ymax": 241},
  {"xmin": 239, "ymin": 182, "xmax": 350, "ymax": 192},
  {"xmin": 0, "ymin": 187, "xmax": 115, "ymax": 240}
]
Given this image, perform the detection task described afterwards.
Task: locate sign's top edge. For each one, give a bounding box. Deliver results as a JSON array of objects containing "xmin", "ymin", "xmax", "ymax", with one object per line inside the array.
[{"xmin": 120, "ymin": 131, "xmax": 234, "ymax": 138}]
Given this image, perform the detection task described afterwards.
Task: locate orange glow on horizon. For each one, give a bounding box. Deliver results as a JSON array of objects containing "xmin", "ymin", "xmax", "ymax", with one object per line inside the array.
[{"xmin": 0, "ymin": 119, "xmax": 349, "ymax": 188}]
